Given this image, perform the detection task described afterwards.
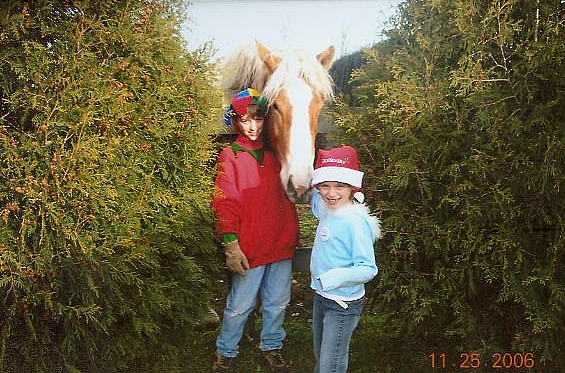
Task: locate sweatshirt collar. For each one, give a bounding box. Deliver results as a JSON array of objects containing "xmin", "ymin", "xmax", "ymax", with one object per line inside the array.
[{"xmin": 232, "ymin": 136, "xmax": 264, "ymax": 164}]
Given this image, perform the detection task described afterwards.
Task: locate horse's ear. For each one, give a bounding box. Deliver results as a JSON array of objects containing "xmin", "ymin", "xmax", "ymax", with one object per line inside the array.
[
  {"xmin": 316, "ymin": 46, "xmax": 335, "ymax": 70},
  {"xmin": 256, "ymin": 40, "xmax": 280, "ymax": 73}
]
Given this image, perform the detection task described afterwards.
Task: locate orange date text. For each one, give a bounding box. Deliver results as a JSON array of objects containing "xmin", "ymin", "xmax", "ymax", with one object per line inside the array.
[{"xmin": 428, "ymin": 352, "xmax": 535, "ymax": 369}]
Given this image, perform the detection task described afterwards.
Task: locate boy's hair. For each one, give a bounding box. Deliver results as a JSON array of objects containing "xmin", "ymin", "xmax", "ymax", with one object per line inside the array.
[{"xmin": 236, "ymin": 104, "xmax": 265, "ymax": 120}]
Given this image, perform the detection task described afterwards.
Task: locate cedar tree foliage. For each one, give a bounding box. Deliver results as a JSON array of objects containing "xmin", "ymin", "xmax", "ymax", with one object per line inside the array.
[
  {"xmin": 0, "ymin": 1, "xmax": 222, "ymax": 371},
  {"xmin": 331, "ymin": 0, "xmax": 565, "ymax": 369}
]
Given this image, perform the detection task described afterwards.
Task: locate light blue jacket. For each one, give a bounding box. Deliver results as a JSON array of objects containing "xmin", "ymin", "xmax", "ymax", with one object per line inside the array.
[{"xmin": 309, "ymin": 190, "xmax": 380, "ymax": 301}]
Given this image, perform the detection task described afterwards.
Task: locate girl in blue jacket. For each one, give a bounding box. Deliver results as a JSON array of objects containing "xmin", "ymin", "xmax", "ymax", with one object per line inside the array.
[{"xmin": 309, "ymin": 145, "xmax": 381, "ymax": 373}]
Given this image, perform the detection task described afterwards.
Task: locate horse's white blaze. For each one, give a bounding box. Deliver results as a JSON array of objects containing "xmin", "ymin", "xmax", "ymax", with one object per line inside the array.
[{"xmin": 284, "ymin": 80, "xmax": 315, "ymax": 192}]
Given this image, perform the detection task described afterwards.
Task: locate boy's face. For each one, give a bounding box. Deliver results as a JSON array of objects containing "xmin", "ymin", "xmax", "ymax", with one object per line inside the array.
[
  {"xmin": 237, "ymin": 113, "xmax": 264, "ymax": 141},
  {"xmin": 316, "ymin": 181, "xmax": 354, "ymax": 209}
]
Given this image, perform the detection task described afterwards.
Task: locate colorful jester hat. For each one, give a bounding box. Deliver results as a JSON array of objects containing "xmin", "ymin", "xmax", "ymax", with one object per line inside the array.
[{"xmin": 223, "ymin": 88, "xmax": 268, "ymax": 126}]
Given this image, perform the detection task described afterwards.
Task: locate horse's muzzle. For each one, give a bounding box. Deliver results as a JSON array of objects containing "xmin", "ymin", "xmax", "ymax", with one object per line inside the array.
[{"xmin": 286, "ymin": 177, "xmax": 310, "ymax": 203}]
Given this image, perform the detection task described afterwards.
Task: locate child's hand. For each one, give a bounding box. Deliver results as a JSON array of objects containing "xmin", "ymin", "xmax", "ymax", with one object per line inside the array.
[{"xmin": 224, "ymin": 241, "xmax": 250, "ymax": 276}]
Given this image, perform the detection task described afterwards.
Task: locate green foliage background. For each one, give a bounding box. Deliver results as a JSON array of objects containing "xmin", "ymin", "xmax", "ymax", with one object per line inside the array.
[
  {"xmin": 0, "ymin": 1, "xmax": 222, "ymax": 371},
  {"xmin": 331, "ymin": 0, "xmax": 565, "ymax": 369}
]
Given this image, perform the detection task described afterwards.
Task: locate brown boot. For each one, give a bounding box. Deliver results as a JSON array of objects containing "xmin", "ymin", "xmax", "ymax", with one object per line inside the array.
[
  {"xmin": 212, "ymin": 353, "xmax": 236, "ymax": 373},
  {"xmin": 262, "ymin": 349, "xmax": 289, "ymax": 373}
]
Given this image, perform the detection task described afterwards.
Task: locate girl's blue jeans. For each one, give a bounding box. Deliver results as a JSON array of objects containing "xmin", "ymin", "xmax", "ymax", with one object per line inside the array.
[
  {"xmin": 312, "ymin": 293, "xmax": 365, "ymax": 373},
  {"xmin": 216, "ymin": 259, "xmax": 292, "ymax": 357}
]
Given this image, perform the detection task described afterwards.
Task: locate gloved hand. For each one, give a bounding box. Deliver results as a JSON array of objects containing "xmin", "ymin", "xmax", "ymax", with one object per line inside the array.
[{"xmin": 224, "ymin": 241, "xmax": 249, "ymax": 276}]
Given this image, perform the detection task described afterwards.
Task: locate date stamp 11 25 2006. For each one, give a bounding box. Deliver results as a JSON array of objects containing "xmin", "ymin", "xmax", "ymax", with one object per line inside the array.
[{"xmin": 428, "ymin": 351, "xmax": 535, "ymax": 370}]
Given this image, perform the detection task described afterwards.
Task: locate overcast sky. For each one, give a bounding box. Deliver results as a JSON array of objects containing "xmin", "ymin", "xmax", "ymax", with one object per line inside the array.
[{"xmin": 182, "ymin": 0, "xmax": 402, "ymax": 60}]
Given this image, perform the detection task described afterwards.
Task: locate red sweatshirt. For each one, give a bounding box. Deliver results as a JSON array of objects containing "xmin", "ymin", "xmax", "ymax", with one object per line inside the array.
[{"xmin": 212, "ymin": 135, "xmax": 298, "ymax": 268}]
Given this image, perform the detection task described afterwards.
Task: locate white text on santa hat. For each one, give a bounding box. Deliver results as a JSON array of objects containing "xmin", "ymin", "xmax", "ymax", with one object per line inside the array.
[{"xmin": 321, "ymin": 157, "xmax": 349, "ymax": 164}]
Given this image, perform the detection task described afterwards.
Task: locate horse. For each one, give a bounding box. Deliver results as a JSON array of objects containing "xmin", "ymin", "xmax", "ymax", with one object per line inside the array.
[{"xmin": 221, "ymin": 40, "xmax": 335, "ymax": 200}]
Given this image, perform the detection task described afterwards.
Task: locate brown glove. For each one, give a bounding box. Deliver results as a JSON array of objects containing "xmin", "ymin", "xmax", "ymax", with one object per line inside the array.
[{"xmin": 224, "ymin": 241, "xmax": 249, "ymax": 276}]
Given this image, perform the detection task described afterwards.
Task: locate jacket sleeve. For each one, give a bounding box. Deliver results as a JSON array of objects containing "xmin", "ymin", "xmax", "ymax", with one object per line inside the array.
[
  {"xmin": 310, "ymin": 189, "xmax": 322, "ymax": 219},
  {"xmin": 211, "ymin": 149, "xmax": 242, "ymax": 237},
  {"xmin": 318, "ymin": 217, "xmax": 378, "ymax": 291}
]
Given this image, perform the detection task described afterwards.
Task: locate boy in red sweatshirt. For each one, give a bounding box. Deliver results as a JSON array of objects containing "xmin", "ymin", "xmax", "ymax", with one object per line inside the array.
[{"xmin": 212, "ymin": 88, "xmax": 298, "ymax": 373}]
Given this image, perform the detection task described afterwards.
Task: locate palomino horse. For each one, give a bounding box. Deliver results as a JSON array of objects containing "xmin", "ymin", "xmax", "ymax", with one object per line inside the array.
[{"xmin": 221, "ymin": 41, "xmax": 335, "ymax": 200}]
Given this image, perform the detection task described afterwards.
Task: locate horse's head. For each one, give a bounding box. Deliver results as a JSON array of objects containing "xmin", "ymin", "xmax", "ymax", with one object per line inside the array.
[
  {"xmin": 255, "ymin": 41, "xmax": 335, "ymax": 200},
  {"xmin": 221, "ymin": 41, "xmax": 335, "ymax": 200}
]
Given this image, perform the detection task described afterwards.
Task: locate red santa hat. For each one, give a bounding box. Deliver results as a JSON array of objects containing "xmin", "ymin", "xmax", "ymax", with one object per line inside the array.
[{"xmin": 311, "ymin": 146, "xmax": 364, "ymax": 189}]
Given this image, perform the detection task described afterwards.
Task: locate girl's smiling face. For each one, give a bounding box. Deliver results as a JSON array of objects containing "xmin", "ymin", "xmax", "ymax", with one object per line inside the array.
[{"xmin": 317, "ymin": 181, "xmax": 354, "ymax": 209}]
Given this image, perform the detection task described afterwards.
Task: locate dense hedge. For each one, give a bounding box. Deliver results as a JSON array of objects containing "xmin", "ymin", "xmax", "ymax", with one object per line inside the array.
[
  {"xmin": 331, "ymin": 0, "xmax": 565, "ymax": 370},
  {"xmin": 0, "ymin": 1, "xmax": 222, "ymax": 371}
]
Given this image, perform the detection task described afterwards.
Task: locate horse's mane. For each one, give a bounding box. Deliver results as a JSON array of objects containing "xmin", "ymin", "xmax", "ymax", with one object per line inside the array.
[{"xmin": 221, "ymin": 43, "xmax": 334, "ymax": 105}]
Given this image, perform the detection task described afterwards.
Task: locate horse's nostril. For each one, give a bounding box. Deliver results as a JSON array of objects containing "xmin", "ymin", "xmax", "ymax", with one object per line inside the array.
[{"xmin": 295, "ymin": 186, "xmax": 307, "ymax": 198}]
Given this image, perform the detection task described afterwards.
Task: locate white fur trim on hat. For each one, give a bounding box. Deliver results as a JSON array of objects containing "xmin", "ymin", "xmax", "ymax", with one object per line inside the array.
[{"xmin": 311, "ymin": 166, "xmax": 364, "ymax": 188}]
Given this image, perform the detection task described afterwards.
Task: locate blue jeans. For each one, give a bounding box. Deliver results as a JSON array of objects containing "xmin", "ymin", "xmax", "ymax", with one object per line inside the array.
[
  {"xmin": 312, "ymin": 293, "xmax": 365, "ymax": 373},
  {"xmin": 216, "ymin": 259, "xmax": 292, "ymax": 357}
]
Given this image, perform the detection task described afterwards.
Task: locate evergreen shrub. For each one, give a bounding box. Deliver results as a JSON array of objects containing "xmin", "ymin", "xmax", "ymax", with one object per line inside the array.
[
  {"xmin": 0, "ymin": 1, "xmax": 222, "ymax": 371},
  {"xmin": 330, "ymin": 0, "xmax": 565, "ymax": 370}
]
